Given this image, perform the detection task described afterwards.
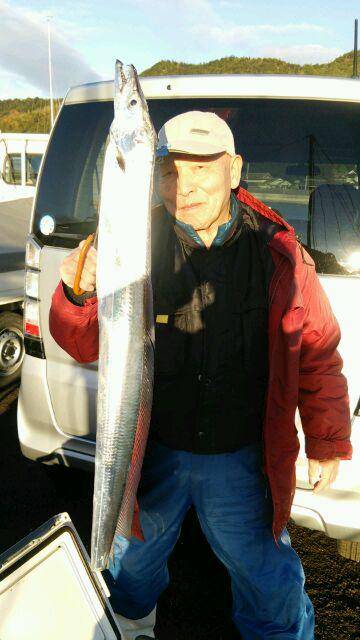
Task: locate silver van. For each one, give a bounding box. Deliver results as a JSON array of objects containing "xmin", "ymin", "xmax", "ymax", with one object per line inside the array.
[{"xmin": 18, "ymin": 74, "xmax": 360, "ymax": 557}]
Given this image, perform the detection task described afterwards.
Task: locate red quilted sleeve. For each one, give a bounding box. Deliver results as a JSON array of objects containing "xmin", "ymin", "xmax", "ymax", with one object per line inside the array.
[
  {"xmin": 49, "ymin": 281, "xmax": 99, "ymax": 363},
  {"xmin": 298, "ymin": 255, "xmax": 352, "ymax": 461}
]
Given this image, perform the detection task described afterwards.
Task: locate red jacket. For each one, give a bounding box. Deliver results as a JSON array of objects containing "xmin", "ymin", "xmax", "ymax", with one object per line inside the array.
[{"xmin": 49, "ymin": 188, "xmax": 352, "ymax": 542}]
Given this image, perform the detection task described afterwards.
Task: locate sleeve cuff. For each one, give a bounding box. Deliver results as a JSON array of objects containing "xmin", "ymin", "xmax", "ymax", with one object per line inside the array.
[
  {"xmin": 63, "ymin": 282, "xmax": 97, "ymax": 307},
  {"xmin": 52, "ymin": 281, "xmax": 98, "ymax": 317},
  {"xmin": 305, "ymin": 436, "xmax": 353, "ymax": 461}
]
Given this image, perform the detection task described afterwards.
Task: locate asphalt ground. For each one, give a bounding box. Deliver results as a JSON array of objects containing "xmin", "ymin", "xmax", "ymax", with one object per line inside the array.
[
  {"xmin": 0, "ymin": 392, "xmax": 359, "ymax": 640},
  {"xmin": 0, "ymin": 197, "xmax": 32, "ymax": 255}
]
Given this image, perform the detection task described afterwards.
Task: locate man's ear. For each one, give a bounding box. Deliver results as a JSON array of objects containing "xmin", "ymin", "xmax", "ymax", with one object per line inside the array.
[{"xmin": 230, "ymin": 154, "xmax": 243, "ymax": 189}]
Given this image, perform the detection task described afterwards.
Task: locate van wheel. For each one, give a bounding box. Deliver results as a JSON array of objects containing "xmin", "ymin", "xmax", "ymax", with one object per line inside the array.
[
  {"xmin": 337, "ymin": 539, "xmax": 360, "ymax": 562},
  {"xmin": 0, "ymin": 312, "xmax": 24, "ymax": 389}
]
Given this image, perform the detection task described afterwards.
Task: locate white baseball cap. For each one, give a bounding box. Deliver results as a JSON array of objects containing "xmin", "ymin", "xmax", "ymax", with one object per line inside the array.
[{"xmin": 156, "ymin": 111, "xmax": 235, "ymax": 158}]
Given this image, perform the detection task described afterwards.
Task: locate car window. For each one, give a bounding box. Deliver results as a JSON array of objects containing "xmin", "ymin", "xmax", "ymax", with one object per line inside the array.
[
  {"xmin": 3, "ymin": 153, "xmax": 22, "ymax": 185},
  {"xmin": 26, "ymin": 154, "xmax": 42, "ymax": 186},
  {"xmin": 33, "ymin": 98, "xmax": 360, "ymax": 275}
]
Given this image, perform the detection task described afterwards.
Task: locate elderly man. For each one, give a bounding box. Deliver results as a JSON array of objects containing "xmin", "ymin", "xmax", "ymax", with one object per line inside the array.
[{"xmin": 49, "ymin": 111, "xmax": 352, "ymax": 640}]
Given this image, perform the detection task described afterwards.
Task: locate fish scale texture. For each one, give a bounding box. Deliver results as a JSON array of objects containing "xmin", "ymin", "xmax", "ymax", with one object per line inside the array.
[
  {"xmin": 115, "ymin": 323, "xmax": 154, "ymax": 540},
  {"xmin": 90, "ymin": 62, "xmax": 156, "ymax": 570},
  {"xmin": 92, "ymin": 283, "xmax": 148, "ymax": 568}
]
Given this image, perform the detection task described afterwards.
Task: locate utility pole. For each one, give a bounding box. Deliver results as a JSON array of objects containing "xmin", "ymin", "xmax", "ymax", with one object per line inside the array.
[
  {"xmin": 307, "ymin": 134, "xmax": 315, "ymax": 248},
  {"xmin": 47, "ymin": 16, "xmax": 54, "ymax": 129},
  {"xmin": 353, "ymin": 18, "xmax": 358, "ymax": 79}
]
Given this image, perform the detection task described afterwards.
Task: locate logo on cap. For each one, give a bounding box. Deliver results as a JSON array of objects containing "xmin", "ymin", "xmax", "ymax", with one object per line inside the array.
[{"xmin": 190, "ymin": 128, "xmax": 210, "ymax": 136}]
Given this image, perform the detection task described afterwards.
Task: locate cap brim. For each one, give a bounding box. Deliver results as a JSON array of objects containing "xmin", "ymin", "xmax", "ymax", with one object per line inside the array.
[{"xmin": 156, "ymin": 139, "xmax": 232, "ymax": 157}]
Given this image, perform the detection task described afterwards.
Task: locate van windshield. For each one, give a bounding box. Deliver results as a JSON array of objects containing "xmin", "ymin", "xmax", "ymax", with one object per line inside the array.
[{"xmin": 33, "ymin": 98, "xmax": 360, "ymax": 275}]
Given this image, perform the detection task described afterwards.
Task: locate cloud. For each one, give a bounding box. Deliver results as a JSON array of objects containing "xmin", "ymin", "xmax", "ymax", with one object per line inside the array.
[
  {"xmin": 0, "ymin": 1, "xmax": 101, "ymax": 96},
  {"xmin": 133, "ymin": 0, "xmax": 219, "ymax": 27},
  {"xmin": 128, "ymin": 0, "xmax": 335, "ymax": 66},
  {"xmin": 192, "ymin": 22, "xmax": 327, "ymax": 46},
  {"xmin": 218, "ymin": 0, "xmax": 243, "ymax": 7},
  {"xmin": 0, "ymin": 69, "xmax": 40, "ymax": 100},
  {"xmin": 260, "ymin": 44, "xmax": 342, "ymax": 64}
]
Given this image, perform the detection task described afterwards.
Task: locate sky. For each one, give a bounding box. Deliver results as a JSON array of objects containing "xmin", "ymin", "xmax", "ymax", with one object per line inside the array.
[{"xmin": 0, "ymin": 0, "xmax": 359, "ymax": 99}]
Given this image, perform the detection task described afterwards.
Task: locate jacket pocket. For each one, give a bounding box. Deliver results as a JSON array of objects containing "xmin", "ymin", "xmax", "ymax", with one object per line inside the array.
[
  {"xmin": 154, "ymin": 312, "xmax": 188, "ymax": 374},
  {"xmin": 231, "ymin": 299, "xmax": 268, "ymax": 372}
]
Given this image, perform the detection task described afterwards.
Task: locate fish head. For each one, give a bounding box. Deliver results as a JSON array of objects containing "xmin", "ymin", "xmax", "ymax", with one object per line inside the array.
[{"xmin": 112, "ymin": 60, "xmax": 156, "ymax": 163}]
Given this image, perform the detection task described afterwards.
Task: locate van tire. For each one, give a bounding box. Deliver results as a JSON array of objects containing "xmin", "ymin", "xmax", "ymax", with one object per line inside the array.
[
  {"xmin": 337, "ymin": 539, "xmax": 360, "ymax": 562},
  {"xmin": 0, "ymin": 312, "xmax": 24, "ymax": 389}
]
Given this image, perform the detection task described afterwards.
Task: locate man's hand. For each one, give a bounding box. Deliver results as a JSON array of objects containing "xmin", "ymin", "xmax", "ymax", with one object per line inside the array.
[
  {"xmin": 60, "ymin": 240, "xmax": 97, "ymax": 292},
  {"xmin": 308, "ymin": 458, "xmax": 340, "ymax": 493}
]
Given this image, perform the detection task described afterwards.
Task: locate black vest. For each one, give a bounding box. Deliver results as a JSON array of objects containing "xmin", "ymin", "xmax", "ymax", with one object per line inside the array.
[{"xmin": 150, "ymin": 201, "xmax": 273, "ymax": 454}]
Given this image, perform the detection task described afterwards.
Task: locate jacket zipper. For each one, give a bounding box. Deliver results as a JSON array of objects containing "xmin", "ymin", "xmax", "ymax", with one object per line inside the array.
[{"xmin": 263, "ymin": 254, "xmax": 290, "ymax": 503}]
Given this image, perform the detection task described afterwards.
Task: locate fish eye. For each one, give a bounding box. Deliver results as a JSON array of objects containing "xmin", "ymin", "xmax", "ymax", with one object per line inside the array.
[{"xmin": 130, "ymin": 99, "xmax": 137, "ymax": 107}]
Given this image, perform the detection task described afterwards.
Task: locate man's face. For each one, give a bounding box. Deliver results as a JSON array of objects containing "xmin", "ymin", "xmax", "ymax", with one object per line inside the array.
[{"xmin": 156, "ymin": 152, "xmax": 242, "ymax": 231}]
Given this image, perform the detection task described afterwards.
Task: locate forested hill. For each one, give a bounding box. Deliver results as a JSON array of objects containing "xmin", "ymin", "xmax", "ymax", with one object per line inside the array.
[
  {"xmin": 0, "ymin": 97, "xmax": 61, "ymax": 134},
  {"xmin": 141, "ymin": 50, "xmax": 360, "ymax": 77},
  {"xmin": 1, "ymin": 50, "xmax": 359, "ymax": 133}
]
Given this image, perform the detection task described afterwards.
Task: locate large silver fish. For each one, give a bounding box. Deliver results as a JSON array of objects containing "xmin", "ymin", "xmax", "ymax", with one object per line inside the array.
[{"xmin": 91, "ymin": 61, "xmax": 156, "ymax": 571}]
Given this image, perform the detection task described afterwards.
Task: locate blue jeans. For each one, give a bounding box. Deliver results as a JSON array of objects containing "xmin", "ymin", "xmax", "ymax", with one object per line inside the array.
[{"xmin": 106, "ymin": 441, "xmax": 314, "ymax": 639}]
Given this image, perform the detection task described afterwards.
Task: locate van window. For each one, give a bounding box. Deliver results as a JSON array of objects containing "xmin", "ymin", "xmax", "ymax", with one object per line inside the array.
[
  {"xmin": 33, "ymin": 102, "xmax": 112, "ymax": 248},
  {"xmin": 26, "ymin": 153, "xmax": 42, "ymax": 186},
  {"xmin": 3, "ymin": 153, "xmax": 22, "ymax": 185},
  {"xmin": 33, "ymin": 98, "xmax": 360, "ymax": 275}
]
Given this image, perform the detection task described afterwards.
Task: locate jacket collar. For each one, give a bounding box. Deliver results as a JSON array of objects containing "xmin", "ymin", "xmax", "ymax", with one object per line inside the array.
[{"xmin": 236, "ymin": 187, "xmax": 299, "ymax": 266}]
